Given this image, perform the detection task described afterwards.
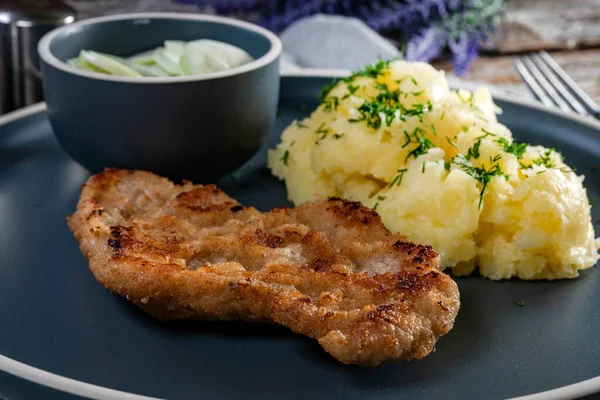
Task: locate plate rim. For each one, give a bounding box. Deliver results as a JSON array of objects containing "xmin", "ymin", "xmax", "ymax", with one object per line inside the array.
[{"xmin": 0, "ymin": 70, "xmax": 599, "ymax": 400}]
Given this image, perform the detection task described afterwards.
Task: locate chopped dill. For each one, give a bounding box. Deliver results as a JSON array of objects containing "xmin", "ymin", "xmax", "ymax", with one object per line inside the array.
[
  {"xmin": 323, "ymin": 96, "xmax": 339, "ymax": 112},
  {"xmin": 402, "ymin": 127, "xmax": 435, "ymax": 162},
  {"xmin": 429, "ymin": 124, "xmax": 437, "ymax": 136},
  {"xmin": 406, "ymin": 138, "xmax": 435, "ymax": 162},
  {"xmin": 466, "ymin": 130, "xmax": 495, "ymax": 160},
  {"xmin": 318, "ymin": 79, "xmax": 339, "ymax": 101},
  {"xmin": 515, "ymin": 300, "xmax": 525, "ymax": 307},
  {"xmin": 373, "ymin": 195, "xmax": 387, "ymax": 211},
  {"xmin": 315, "ymin": 123, "xmax": 329, "ymax": 143},
  {"xmin": 319, "ymin": 56, "xmax": 391, "ymax": 98},
  {"xmin": 333, "ymin": 133, "xmax": 345, "ymax": 140},
  {"xmin": 441, "ymin": 110, "xmax": 446, "ymax": 120},
  {"xmin": 521, "ymin": 148, "xmax": 572, "ymax": 174},
  {"xmin": 402, "ymin": 127, "xmax": 425, "ymax": 147},
  {"xmin": 389, "ymin": 168, "xmax": 408, "ymax": 187},
  {"xmin": 295, "ymin": 121, "xmax": 308, "ymax": 129},
  {"xmin": 412, "ymin": 91, "xmax": 424, "ymax": 96},
  {"xmin": 347, "ymin": 83, "xmax": 359, "ymax": 95},
  {"xmin": 496, "ymin": 137, "xmax": 527, "ymax": 159},
  {"xmin": 349, "ymin": 84, "xmax": 432, "ymax": 129},
  {"xmin": 421, "ymin": 161, "xmax": 427, "ymax": 173},
  {"xmin": 446, "ymin": 137, "xmax": 459, "ymax": 151},
  {"xmin": 533, "ymin": 148, "xmax": 558, "ymax": 168},
  {"xmin": 466, "ymin": 138, "xmax": 482, "ymax": 159},
  {"xmin": 280, "ymin": 150, "xmax": 290, "ymax": 166},
  {"xmin": 315, "ymin": 123, "xmax": 327, "ymax": 134},
  {"xmin": 455, "ymin": 90, "xmax": 475, "ymax": 107},
  {"xmin": 480, "ymin": 128, "xmax": 497, "ymax": 137},
  {"xmin": 453, "ymin": 154, "xmax": 507, "ymax": 209},
  {"xmin": 353, "ymin": 58, "xmax": 391, "ymax": 79},
  {"xmin": 410, "ymin": 77, "xmax": 418, "ymax": 85}
]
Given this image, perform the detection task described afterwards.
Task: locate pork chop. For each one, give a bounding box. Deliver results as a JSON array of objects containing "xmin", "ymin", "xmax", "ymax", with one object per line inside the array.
[{"xmin": 68, "ymin": 169, "xmax": 460, "ymax": 366}]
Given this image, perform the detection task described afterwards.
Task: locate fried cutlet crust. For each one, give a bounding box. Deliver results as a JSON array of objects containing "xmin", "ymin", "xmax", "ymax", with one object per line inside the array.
[{"xmin": 68, "ymin": 169, "xmax": 459, "ymax": 366}]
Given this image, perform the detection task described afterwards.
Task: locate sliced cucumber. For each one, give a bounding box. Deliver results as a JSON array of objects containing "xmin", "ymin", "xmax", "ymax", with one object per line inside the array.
[
  {"xmin": 80, "ymin": 50, "xmax": 141, "ymax": 77},
  {"xmin": 152, "ymin": 48, "xmax": 183, "ymax": 76},
  {"xmin": 68, "ymin": 39, "xmax": 254, "ymax": 78}
]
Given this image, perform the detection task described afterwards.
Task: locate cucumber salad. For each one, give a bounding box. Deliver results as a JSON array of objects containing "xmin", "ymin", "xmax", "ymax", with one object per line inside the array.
[{"xmin": 67, "ymin": 39, "xmax": 254, "ymax": 77}]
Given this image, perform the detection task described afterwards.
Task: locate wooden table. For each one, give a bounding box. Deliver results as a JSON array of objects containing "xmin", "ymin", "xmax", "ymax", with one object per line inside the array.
[{"xmin": 435, "ymin": 0, "xmax": 600, "ymax": 103}]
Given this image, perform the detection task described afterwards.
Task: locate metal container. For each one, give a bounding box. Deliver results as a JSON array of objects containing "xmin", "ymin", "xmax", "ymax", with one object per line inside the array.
[{"xmin": 0, "ymin": 0, "xmax": 75, "ymax": 114}]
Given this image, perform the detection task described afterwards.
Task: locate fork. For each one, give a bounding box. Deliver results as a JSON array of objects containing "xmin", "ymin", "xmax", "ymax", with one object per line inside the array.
[{"xmin": 514, "ymin": 51, "xmax": 600, "ymax": 120}]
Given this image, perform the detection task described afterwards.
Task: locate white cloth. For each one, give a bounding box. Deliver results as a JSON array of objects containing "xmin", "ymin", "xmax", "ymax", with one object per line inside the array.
[{"xmin": 279, "ymin": 14, "xmax": 531, "ymax": 100}]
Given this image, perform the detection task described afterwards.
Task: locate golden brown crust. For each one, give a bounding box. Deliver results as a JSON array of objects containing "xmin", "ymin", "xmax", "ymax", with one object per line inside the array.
[{"xmin": 68, "ymin": 168, "xmax": 460, "ymax": 366}]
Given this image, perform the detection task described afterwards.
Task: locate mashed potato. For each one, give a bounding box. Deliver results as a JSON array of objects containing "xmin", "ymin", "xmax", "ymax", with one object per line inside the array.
[{"xmin": 268, "ymin": 60, "xmax": 599, "ymax": 280}]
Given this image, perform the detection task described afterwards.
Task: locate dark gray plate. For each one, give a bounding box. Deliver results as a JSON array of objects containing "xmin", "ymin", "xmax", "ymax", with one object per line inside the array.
[{"xmin": 1, "ymin": 73, "xmax": 600, "ymax": 400}]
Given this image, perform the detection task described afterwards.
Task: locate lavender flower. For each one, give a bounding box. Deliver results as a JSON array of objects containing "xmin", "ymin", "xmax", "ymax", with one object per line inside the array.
[
  {"xmin": 449, "ymin": 32, "xmax": 480, "ymax": 75},
  {"xmin": 405, "ymin": 26, "xmax": 446, "ymax": 63},
  {"xmin": 175, "ymin": 0, "xmax": 504, "ymax": 74}
]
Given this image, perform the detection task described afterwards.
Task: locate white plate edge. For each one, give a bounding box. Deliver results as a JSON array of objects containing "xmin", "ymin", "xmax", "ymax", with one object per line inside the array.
[
  {"xmin": 0, "ymin": 102, "xmax": 47, "ymax": 126},
  {"xmin": 0, "ymin": 355, "xmax": 162, "ymax": 400},
  {"xmin": 0, "ymin": 70, "xmax": 599, "ymax": 400}
]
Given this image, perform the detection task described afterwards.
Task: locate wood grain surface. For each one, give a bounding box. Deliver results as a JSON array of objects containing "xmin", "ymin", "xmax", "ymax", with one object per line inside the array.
[
  {"xmin": 496, "ymin": 0, "xmax": 600, "ymax": 53},
  {"xmin": 435, "ymin": 49, "xmax": 600, "ymax": 103}
]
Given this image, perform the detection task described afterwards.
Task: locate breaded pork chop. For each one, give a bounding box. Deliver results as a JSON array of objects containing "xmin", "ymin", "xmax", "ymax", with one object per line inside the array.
[{"xmin": 68, "ymin": 169, "xmax": 459, "ymax": 366}]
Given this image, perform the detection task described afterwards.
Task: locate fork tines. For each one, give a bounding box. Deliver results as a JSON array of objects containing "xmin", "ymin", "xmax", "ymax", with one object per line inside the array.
[{"xmin": 514, "ymin": 51, "xmax": 600, "ymax": 119}]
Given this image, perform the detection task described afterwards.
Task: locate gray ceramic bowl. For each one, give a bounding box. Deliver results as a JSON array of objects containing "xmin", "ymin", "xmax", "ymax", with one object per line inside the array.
[{"xmin": 38, "ymin": 13, "xmax": 281, "ymax": 182}]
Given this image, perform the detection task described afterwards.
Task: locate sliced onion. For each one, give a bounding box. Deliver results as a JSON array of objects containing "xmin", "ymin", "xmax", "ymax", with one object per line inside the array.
[
  {"xmin": 187, "ymin": 39, "xmax": 253, "ymax": 70},
  {"xmin": 152, "ymin": 48, "xmax": 183, "ymax": 76},
  {"xmin": 69, "ymin": 39, "xmax": 254, "ymax": 78},
  {"xmin": 67, "ymin": 58, "xmax": 82, "ymax": 68},
  {"xmin": 180, "ymin": 48, "xmax": 209, "ymax": 76},
  {"xmin": 80, "ymin": 50, "xmax": 141, "ymax": 77},
  {"xmin": 164, "ymin": 40, "xmax": 185, "ymax": 62},
  {"xmin": 206, "ymin": 51, "xmax": 231, "ymax": 72},
  {"xmin": 67, "ymin": 57, "xmax": 103, "ymax": 73},
  {"xmin": 127, "ymin": 50, "xmax": 156, "ymax": 65},
  {"xmin": 129, "ymin": 63, "xmax": 169, "ymax": 77}
]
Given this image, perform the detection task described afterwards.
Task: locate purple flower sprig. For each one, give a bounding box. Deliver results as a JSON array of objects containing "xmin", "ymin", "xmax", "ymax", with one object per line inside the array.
[{"xmin": 175, "ymin": 0, "xmax": 504, "ymax": 74}]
